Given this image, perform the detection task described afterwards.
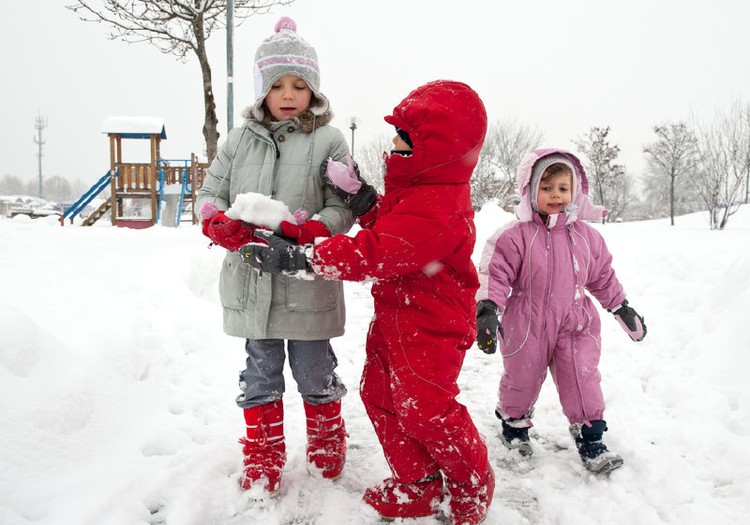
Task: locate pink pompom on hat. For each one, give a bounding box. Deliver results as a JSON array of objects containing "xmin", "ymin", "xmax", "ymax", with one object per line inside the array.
[{"xmin": 293, "ymin": 208, "xmax": 310, "ymax": 225}]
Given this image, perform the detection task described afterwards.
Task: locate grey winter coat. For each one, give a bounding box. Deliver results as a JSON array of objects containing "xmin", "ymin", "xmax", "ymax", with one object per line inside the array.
[{"xmin": 196, "ymin": 110, "xmax": 355, "ymax": 340}]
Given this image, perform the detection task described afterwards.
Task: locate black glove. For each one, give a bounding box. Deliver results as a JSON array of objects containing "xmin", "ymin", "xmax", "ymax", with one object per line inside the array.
[
  {"xmin": 608, "ymin": 300, "xmax": 647, "ymax": 342},
  {"xmin": 239, "ymin": 230, "xmax": 311, "ymax": 274},
  {"xmin": 476, "ymin": 300, "xmax": 503, "ymax": 354},
  {"xmin": 321, "ymin": 157, "xmax": 377, "ymax": 216}
]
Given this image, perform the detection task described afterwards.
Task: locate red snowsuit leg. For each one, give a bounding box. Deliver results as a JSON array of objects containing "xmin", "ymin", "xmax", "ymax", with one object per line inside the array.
[
  {"xmin": 360, "ymin": 317, "xmax": 488, "ymax": 485},
  {"xmin": 360, "ymin": 321, "xmax": 438, "ymax": 481}
]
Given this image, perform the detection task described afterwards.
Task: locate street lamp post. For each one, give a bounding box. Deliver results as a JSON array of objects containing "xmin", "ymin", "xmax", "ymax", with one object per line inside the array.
[
  {"xmin": 348, "ymin": 115, "xmax": 360, "ymax": 157},
  {"xmin": 226, "ymin": 0, "xmax": 234, "ymax": 133}
]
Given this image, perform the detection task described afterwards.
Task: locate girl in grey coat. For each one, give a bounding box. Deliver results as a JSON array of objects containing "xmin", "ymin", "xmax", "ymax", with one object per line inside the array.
[{"xmin": 196, "ymin": 17, "xmax": 355, "ymax": 495}]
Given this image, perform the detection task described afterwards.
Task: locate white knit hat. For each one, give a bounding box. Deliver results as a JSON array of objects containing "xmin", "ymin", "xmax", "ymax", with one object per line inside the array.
[{"xmin": 250, "ymin": 17, "xmax": 330, "ymax": 121}]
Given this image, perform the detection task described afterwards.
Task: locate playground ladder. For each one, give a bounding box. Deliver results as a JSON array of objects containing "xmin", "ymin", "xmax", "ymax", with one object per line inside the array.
[{"xmin": 82, "ymin": 200, "xmax": 113, "ymax": 226}]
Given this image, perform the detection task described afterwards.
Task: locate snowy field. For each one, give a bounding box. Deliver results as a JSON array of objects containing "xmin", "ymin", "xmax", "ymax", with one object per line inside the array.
[{"xmin": 1, "ymin": 204, "xmax": 749, "ymax": 525}]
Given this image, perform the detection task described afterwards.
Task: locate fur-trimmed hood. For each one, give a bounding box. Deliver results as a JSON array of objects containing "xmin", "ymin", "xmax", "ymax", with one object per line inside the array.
[
  {"xmin": 241, "ymin": 106, "xmax": 334, "ymax": 133},
  {"xmin": 514, "ymin": 148, "xmax": 606, "ymax": 224}
]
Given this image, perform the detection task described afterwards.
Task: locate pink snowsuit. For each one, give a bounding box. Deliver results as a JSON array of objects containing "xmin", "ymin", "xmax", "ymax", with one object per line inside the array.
[{"xmin": 477, "ymin": 148, "xmax": 627, "ymax": 425}]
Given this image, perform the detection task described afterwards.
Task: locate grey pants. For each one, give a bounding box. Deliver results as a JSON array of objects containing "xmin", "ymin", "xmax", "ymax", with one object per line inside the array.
[{"xmin": 236, "ymin": 339, "xmax": 347, "ymax": 409}]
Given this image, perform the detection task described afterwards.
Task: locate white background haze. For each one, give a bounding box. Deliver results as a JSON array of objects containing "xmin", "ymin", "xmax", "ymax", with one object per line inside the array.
[{"xmin": 2, "ymin": 0, "xmax": 750, "ymax": 189}]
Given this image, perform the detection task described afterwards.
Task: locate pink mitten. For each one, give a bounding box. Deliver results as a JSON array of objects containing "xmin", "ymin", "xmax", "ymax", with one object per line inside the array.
[{"xmin": 325, "ymin": 157, "xmax": 361, "ymax": 194}]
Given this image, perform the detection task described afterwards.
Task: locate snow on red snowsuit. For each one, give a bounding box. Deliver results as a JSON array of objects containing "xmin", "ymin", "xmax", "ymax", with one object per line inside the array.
[
  {"xmin": 312, "ymin": 80, "xmax": 490, "ymax": 485},
  {"xmin": 477, "ymin": 148, "xmax": 627, "ymax": 426}
]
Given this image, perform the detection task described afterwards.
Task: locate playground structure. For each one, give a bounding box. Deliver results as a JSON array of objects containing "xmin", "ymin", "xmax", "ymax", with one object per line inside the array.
[{"xmin": 61, "ymin": 117, "xmax": 208, "ymax": 228}]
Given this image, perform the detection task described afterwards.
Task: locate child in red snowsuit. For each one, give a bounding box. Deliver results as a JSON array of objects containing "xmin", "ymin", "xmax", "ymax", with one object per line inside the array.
[{"xmin": 242, "ymin": 80, "xmax": 495, "ymax": 525}]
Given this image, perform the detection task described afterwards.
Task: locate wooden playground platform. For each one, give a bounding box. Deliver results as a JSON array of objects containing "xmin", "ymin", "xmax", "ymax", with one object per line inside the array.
[{"xmin": 62, "ymin": 117, "xmax": 208, "ymax": 228}]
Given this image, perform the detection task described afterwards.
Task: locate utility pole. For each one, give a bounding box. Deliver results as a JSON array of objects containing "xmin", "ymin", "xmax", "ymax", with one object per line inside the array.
[
  {"xmin": 34, "ymin": 113, "xmax": 47, "ymax": 198},
  {"xmin": 226, "ymin": 0, "xmax": 234, "ymax": 134}
]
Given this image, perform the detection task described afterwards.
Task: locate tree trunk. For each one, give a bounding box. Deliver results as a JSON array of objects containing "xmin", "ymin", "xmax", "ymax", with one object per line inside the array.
[
  {"xmin": 669, "ymin": 170, "xmax": 675, "ymax": 226},
  {"xmin": 193, "ymin": 16, "xmax": 219, "ymax": 162},
  {"xmin": 595, "ymin": 171, "xmax": 605, "ymax": 209}
]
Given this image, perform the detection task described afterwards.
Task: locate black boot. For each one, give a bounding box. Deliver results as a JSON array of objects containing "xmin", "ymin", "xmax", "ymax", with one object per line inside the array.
[
  {"xmin": 496, "ymin": 411, "xmax": 533, "ymax": 456},
  {"xmin": 570, "ymin": 420, "xmax": 623, "ymax": 474}
]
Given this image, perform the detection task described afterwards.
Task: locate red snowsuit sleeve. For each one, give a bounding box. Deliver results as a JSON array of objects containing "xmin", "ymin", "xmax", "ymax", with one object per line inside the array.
[{"xmin": 312, "ymin": 186, "xmax": 469, "ymax": 282}]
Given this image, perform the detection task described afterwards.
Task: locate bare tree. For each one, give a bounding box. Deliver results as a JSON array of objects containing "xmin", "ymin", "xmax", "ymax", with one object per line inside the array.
[
  {"xmin": 694, "ymin": 102, "xmax": 750, "ymax": 230},
  {"xmin": 639, "ymin": 166, "xmax": 680, "ymax": 220},
  {"xmin": 355, "ymin": 135, "xmax": 390, "ymax": 194},
  {"xmin": 0, "ymin": 175, "xmax": 27, "ymax": 195},
  {"xmin": 643, "ymin": 122, "xmax": 700, "ymax": 225},
  {"xmin": 67, "ymin": 0, "xmax": 294, "ymax": 162},
  {"xmin": 573, "ymin": 126, "xmax": 632, "ymax": 221},
  {"xmin": 471, "ymin": 119, "xmax": 543, "ymax": 211},
  {"xmin": 43, "ymin": 176, "xmax": 74, "ymax": 202}
]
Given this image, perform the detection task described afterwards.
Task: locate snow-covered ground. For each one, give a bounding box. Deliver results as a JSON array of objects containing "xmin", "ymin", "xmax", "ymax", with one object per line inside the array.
[{"xmin": 1, "ymin": 204, "xmax": 748, "ymax": 525}]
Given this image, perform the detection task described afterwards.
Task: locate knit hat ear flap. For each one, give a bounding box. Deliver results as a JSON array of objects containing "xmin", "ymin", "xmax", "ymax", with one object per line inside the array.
[{"xmin": 250, "ymin": 17, "xmax": 330, "ymax": 121}]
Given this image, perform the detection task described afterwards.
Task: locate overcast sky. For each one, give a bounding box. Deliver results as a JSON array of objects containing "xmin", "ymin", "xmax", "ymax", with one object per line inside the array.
[{"xmin": 2, "ymin": 0, "xmax": 749, "ymax": 189}]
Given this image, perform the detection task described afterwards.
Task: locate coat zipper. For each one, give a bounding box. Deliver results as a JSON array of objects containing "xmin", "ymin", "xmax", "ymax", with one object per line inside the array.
[
  {"xmin": 567, "ymin": 225, "xmax": 589, "ymax": 422},
  {"xmin": 542, "ymin": 228, "xmax": 552, "ymax": 334}
]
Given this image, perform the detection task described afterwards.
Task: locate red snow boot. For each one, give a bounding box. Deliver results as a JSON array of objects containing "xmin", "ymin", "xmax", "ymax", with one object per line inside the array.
[
  {"xmin": 239, "ymin": 400, "xmax": 286, "ymax": 494},
  {"xmin": 363, "ymin": 473, "xmax": 443, "ymax": 519},
  {"xmin": 303, "ymin": 400, "xmax": 348, "ymax": 479},
  {"xmin": 446, "ymin": 465, "xmax": 495, "ymax": 525}
]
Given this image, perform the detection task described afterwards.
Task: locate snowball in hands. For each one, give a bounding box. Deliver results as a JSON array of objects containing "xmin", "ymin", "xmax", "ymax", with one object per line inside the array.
[{"xmin": 225, "ymin": 192, "xmax": 296, "ymax": 231}]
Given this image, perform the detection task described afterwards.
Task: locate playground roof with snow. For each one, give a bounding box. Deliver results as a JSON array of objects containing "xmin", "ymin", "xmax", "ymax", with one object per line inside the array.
[{"xmin": 101, "ymin": 116, "xmax": 166, "ymax": 140}]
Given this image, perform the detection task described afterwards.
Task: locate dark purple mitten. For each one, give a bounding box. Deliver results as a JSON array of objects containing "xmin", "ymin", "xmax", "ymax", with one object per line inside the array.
[{"xmin": 609, "ymin": 300, "xmax": 647, "ymax": 342}]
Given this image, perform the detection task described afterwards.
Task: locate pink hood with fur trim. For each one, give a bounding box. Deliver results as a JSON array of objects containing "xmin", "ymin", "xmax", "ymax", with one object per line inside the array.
[{"xmin": 514, "ymin": 148, "xmax": 606, "ymax": 224}]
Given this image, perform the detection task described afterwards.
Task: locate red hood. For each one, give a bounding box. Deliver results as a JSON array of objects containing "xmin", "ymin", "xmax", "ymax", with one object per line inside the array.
[{"xmin": 383, "ymin": 80, "xmax": 487, "ymax": 191}]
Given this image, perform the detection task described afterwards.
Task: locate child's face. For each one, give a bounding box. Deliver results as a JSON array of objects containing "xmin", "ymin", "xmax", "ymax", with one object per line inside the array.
[
  {"xmin": 264, "ymin": 75, "xmax": 312, "ymax": 121},
  {"xmin": 392, "ymin": 134, "xmax": 412, "ymax": 152},
  {"xmin": 536, "ymin": 171, "xmax": 573, "ymax": 215}
]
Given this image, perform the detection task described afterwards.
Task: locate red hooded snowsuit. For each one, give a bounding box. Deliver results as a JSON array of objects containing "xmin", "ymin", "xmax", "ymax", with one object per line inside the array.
[{"xmin": 312, "ymin": 80, "xmax": 490, "ymax": 485}]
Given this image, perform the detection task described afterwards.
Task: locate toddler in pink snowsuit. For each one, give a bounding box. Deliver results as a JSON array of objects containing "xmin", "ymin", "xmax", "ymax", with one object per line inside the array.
[{"xmin": 475, "ymin": 148, "xmax": 646, "ymax": 473}]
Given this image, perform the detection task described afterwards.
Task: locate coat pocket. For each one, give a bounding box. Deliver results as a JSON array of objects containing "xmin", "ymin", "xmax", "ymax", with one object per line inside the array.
[
  {"xmin": 499, "ymin": 294, "xmax": 528, "ymax": 358},
  {"xmin": 219, "ymin": 252, "xmax": 254, "ymax": 309},
  {"xmin": 283, "ymin": 276, "xmax": 340, "ymax": 312}
]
